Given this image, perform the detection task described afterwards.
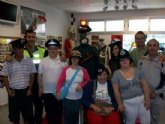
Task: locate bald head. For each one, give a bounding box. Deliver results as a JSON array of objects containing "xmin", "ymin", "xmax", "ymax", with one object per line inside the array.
[
  {"xmin": 147, "ymin": 39, "xmax": 159, "ymax": 57},
  {"xmin": 147, "ymin": 39, "xmax": 159, "ymax": 47}
]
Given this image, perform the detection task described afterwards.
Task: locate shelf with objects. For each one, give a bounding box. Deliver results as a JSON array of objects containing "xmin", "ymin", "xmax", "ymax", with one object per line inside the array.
[{"xmin": 0, "ymin": 36, "xmax": 17, "ymax": 106}]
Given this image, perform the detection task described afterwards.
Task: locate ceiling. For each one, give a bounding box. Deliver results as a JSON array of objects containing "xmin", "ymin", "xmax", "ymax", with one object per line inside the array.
[{"xmin": 39, "ymin": 0, "xmax": 165, "ymax": 13}]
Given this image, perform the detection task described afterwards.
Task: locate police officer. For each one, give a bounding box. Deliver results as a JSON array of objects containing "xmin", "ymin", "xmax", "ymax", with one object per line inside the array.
[{"xmin": 2, "ymin": 38, "xmax": 36, "ymax": 124}]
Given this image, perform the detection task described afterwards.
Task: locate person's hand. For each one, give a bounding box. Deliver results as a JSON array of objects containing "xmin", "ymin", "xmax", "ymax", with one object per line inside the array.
[
  {"xmin": 118, "ymin": 103, "xmax": 125, "ymax": 112},
  {"xmin": 76, "ymin": 85, "xmax": 82, "ymax": 92},
  {"xmin": 6, "ymin": 54, "xmax": 13, "ymax": 62},
  {"xmin": 8, "ymin": 89, "xmax": 14, "ymax": 97},
  {"xmin": 91, "ymin": 104, "xmax": 102, "ymax": 113},
  {"xmin": 60, "ymin": 52, "xmax": 67, "ymax": 62},
  {"xmin": 144, "ymin": 98, "xmax": 150, "ymax": 110},
  {"xmin": 56, "ymin": 92, "xmax": 61, "ymax": 101},
  {"xmin": 102, "ymin": 106, "xmax": 114, "ymax": 114},
  {"xmin": 27, "ymin": 88, "xmax": 32, "ymax": 96},
  {"xmin": 38, "ymin": 87, "xmax": 43, "ymax": 97},
  {"xmin": 150, "ymin": 91, "xmax": 157, "ymax": 99}
]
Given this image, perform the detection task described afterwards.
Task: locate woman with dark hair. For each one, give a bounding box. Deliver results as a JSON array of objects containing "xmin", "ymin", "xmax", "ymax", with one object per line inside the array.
[
  {"xmin": 82, "ymin": 64, "xmax": 121, "ymax": 124},
  {"xmin": 112, "ymin": 49, "xmax": 150, "ymax": 124},
  {"xmin": 108, "ymin": 40, "xmax": 122, "ymax": 75},
  {"xmin": 56, "ymin": 50, "xmax": 90, "ymax": 124}
]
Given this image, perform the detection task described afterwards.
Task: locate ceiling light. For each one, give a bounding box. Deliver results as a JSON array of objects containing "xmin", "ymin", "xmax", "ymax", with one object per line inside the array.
[{"xmin": 103, "ymin": 0, "xmax": 138, "ymax": 11}]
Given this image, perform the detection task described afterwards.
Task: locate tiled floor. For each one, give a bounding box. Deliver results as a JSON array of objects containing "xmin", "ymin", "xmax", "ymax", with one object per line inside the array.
[{"xmin": 0, "ymin": 101, "xmax": 165, "ymax": 124}]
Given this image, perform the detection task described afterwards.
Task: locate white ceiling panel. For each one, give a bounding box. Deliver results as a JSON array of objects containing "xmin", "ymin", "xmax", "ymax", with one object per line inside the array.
[{"xmin": 38, "ymin": 0, "xmax": 165, "ymax": 13}]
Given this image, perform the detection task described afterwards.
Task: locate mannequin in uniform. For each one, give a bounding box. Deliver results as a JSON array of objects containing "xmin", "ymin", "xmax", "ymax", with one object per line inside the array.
[
  {"xmin": 65, "ymin": 25, "xmax": 77, "ymax": 58},
  {"xmin": 96, "ymin": 39, "xmax": 110, "ymax": 66}
]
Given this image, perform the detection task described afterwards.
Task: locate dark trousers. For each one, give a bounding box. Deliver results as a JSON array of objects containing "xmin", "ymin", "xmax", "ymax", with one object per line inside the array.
[
  {"xmin": 63, "ymin": 98, "xmax": 81, "ymax": 124},
  {"xmin": 43, "ymin": 93, "xmax": 63, "ymax": 124},
  {"xmin": 33, "ymin": 93, "xmax": 43, "ymax": 124},
  {"xmin": 8, "ymin": 88, "xmax": 33, "ymax": 124},
  {"xmin": 32, "ymin": 81, "xmax": 43, "ymax": 124}
]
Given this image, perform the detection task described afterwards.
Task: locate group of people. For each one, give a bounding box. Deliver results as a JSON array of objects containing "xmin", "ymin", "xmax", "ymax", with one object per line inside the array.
[{"xmin": 0, "ymin": 30, "xmax": 165, "ymax": 124}]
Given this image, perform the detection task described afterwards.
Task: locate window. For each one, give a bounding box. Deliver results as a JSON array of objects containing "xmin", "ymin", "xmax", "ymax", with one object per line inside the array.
[
  {"xmin": 150, "ymin": 19, "xmax": 165, "ymax": 31},
  {"xmin": 129, "ymin": 19, "xmax": 149, "ymax": 31},
  {"xmin": 106, "ymin": 20, "xmax": 124, "ymax": 31},
  {"xmin": 88, "ymin": 21, "xmax": 105, "ymax": 32}
]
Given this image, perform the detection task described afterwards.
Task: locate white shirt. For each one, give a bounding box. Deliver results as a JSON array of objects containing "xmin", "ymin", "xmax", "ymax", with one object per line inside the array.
[
  {"xmin": 38, "ymin": 55, "xmax": 67, "ymax": 93},
  {"xmin": 65, "ymin": 67, "xmax": 84, "ymax": 99},
  {"xmin": 95, "ymin": 81, "xmax": 112, "ymax": 104}
]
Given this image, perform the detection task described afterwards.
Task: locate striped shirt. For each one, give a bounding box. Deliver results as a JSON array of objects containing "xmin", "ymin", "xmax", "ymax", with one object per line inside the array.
[{"xmin": 1, "ymin": 57, "xmax": 36, "ymax": 89}]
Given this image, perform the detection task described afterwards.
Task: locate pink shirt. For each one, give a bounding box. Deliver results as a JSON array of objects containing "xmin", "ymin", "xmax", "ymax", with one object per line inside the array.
[{"xmin": 56, "ymin": 66, "xmax": 90, "ymax": 99}]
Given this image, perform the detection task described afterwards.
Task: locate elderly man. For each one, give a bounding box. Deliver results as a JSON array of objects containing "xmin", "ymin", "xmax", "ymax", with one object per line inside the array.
[{"xmin": 138, "ymin": 39, "xmax": 165, "ymax": 124}]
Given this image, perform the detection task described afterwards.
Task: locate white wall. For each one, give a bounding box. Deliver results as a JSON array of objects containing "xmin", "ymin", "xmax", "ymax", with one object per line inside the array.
[
  {"xmin": 74, "ymin": 8, "xmax": 165, "ymax": 45},
  {"xmin": 0, "ymin": 0, "xmax": 70, "ymax": 41}
]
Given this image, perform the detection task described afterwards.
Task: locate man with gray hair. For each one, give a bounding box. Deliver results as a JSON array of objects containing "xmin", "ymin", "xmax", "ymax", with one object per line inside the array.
[{"xmin": 138, "ymin": 39, "xmax": 165, "ymax": 124}]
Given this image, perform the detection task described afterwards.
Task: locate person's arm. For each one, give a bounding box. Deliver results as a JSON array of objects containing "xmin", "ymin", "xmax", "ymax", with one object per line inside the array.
[
  {"xmin": 141, "ymin": 78, "xmax": 150, "ymax": 110},
  {"xmin": 38, "ymin": 73, "xmax": 43, "ymax": 97},
  {"xmin": 78, "ymin": 67, "xmax": 90, "ymax": 89},
  {"xmin": 3, "ymin": 76, "xmax": 14, "ymax": 97},
  {"xmin": 112, "ymin": 83, "xmax": 125, "ymax": 112},
  {"xmin": 27, "ymin": 73, "xmax": 35, "ymax": 96},
  {"xmin": 56, "ymin": 66, "xmax": 68, "ymax": 100}
]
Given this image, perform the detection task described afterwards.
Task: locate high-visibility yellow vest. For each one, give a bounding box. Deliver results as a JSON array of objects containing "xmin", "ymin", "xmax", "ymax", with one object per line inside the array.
[{"xmin": 24, "ymin": 47, "xmax": 45, "ymax": 64}]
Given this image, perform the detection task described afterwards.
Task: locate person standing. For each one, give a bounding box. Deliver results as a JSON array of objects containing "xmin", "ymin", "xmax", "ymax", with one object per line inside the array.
[
  {"xmin": 56, "ymin": 50, "xmax": 90, "ymax": 124},
  {"xmin": 6, "ymin": 30, "xmax": 66, "ymax": 124},
  {"xmin": 108, "ymin": 40, "xmax": 122, "ymax": 75},
  {"xmin": 112, "ymin": 49, "xmax": 150, "ymax": 124},
  {"xmin": 23, "ymin": 30, "xmax": 47, "ymax": 124},
  {"xmin": 38, "ymin": 39, "xmax": 67, "ymax": 124},
  {"xmin": 138, "ymin": 39, "xmax": 165, "ymax": 124},
  {"xmin": 130, "ymin": 31, "xmax": 147, "ymax": 67},
  {"xmin": 2, "ymin": 38, "xmax": 36, "ymax": 124}
]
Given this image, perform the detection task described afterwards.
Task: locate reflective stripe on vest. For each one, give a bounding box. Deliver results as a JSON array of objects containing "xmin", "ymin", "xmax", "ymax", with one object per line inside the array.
[{"xmin": 24, "ymin": 47, "xmax": 45, "ymax": 64}]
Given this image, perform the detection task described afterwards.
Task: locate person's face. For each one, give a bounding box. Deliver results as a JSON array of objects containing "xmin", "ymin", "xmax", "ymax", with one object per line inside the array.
[
  {"xmin": 25, "ymin": 33, "xmax": 36, "ymax": 47},
  {"xmin": 70, "ymin": 32, "xmax": 75, "ymax": 39},
  {"xmin": 48, "ymin": 45, "xmax": 58, "ymax": 58},
  {"xmin": 97, "ymin": 71, "xmax": 107, "ymax": 84},
  {"xmin": 135, "ymin": 34, "xmax": 146, "ymax": 48},
  {"xmin": 14, "ymin": 48, "xmax": 24, "ymax": 58},
  {"xmin": 112, "ymin": 45, "xmax": 120, "ymax": 56},
  {"xmin": 71, "ymin": 57, "xmax": 79, "ymax": 65},
  {"xmin": 147, "ymin": 40, "xmax": 159, "ymax": 56},
  {"xmin": 119, "ymin": 58, "xmax": 130, "ymax": 68}
]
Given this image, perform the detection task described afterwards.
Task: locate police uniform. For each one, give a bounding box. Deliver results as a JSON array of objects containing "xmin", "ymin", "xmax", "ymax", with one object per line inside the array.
[
  {"xmin": 24, "ymin": 41, "xmax": 47, "ymax": 124},
  {"xmin": 73, "ymin": 38, "xmax": 99, "ymax": 79},
  {"xmin": 1, "ymin": 39, "xmax": 36, "ymax": 123}
]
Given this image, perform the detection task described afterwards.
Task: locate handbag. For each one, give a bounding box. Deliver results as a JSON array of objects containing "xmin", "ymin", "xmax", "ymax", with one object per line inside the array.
[
  {"xmin": 93, "ymin": 80, "xmax": 112, "ymax": 116},
  {"xmin": 60, "ymin": 66, "xmax": 81, "ymax": 100}
]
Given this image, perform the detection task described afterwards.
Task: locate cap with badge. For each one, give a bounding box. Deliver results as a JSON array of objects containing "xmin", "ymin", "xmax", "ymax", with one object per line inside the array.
[
  {"xmin": 119, "ymin": 49, "xmax": 132, "ymax": 61},
  {"xmin": 70, "ymin": 50, "xmax": 81, "ymax": 58},
  {"xmin": 97, "ymin": 64, "xmax": 105, "ymax": 75},
  {"xmin": 45, "ymin": 39, "xmax": 60, "ymax": 48},
  {"xmin": 10, "ymin": 38, "xmax": 25, "ymax": 49}
]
